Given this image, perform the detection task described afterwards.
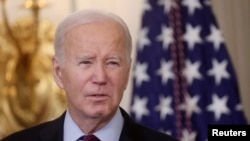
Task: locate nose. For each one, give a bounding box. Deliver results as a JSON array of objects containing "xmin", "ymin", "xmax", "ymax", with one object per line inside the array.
[{"xmin": 92, "ymin": 63, "xmax": 107, "ymax": 85}]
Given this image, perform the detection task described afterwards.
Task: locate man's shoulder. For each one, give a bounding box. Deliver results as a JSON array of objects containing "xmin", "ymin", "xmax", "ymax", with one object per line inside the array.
[
  {"xmin": 1, "ymin": 112, "xmax": 65, "ymax": 141},
  {"xmin": 135, "ymin": 123, "xmax": 179, "ymax": 141},
  {"xmin": 120, "ymin": 108, "xmax": 179, "ymax": 141},
  {"xmin": 1, "ymin": 121, "xmax": 51, "ymax": 141}
]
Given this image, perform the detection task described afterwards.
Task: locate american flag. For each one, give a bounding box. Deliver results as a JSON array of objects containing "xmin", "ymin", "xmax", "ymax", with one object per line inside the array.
[{"xmin": 130, "ymin": 0, "xmax": 248, "ymax": 141}]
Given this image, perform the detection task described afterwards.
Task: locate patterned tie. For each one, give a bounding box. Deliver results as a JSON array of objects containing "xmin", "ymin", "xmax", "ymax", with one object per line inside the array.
[{"xmin": 77, "ymin": 134, "xmax": 100, "ymax": 141}]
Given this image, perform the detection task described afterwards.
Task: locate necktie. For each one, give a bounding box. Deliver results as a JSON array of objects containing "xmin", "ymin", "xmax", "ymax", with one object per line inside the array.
[
  {"xmin": 77, "ymin": 134, "xmax": 101, "ymax": 141},
  {"xmin": 83, "ymin": 134, "xmax": 100, "ymax": 141}
]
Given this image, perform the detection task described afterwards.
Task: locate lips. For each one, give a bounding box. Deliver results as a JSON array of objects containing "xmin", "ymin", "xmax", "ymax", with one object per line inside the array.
[
  {"xmin": 89, "ymin": 93, "xmax": 107, "ymax": 96},
  {"xmin": 87, "ymin": 93, "xmax": 109, "ymax": 100}
]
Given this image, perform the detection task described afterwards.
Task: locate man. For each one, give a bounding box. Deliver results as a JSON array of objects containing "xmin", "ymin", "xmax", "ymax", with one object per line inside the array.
[{"xmin": 1, "ymin": 10, "xmax": 179, "ymax": 141}]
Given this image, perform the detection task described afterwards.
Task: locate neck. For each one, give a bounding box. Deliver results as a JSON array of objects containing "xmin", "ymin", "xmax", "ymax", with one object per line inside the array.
[{"xmin": 69, "ymin": 109, "xmax": 117, "ymax": 134}]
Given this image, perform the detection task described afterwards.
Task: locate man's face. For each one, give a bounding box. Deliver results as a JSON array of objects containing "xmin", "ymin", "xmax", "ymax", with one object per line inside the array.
[{"xmin": 53, "ymin": 21, "xmax": 130, "ymax": 120}]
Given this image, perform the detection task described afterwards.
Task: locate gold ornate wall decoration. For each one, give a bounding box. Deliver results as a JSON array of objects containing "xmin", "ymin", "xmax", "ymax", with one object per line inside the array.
[{"xmin": 0, "ymin": 0, "xmax": 66, "ymax": 139}]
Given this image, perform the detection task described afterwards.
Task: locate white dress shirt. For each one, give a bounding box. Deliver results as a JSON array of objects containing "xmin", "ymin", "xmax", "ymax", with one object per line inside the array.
[{"xmin": 63, "ymin": 109, "xmax": 124, "ymax": 141}]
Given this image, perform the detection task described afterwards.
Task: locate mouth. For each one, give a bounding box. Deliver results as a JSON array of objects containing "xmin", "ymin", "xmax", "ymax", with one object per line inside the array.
[
  {"xmin": 89, "ymin": 93, "xmax": 107, "ymax": 96},
  {"xmin": 87, "ymin": 94, "xmax": 109, "ymax": 100}
]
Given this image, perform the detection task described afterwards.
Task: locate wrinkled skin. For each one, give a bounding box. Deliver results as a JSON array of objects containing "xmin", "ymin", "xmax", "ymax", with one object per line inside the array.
[{"xmin": 52, "ymin": 20, "xmax": 131, "ymax": 133}]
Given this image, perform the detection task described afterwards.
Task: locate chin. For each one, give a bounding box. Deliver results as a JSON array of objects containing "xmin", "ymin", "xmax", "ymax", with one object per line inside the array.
[{"xmin": 88, "ymin": 108, "xmax": 107, "ymax": 117}]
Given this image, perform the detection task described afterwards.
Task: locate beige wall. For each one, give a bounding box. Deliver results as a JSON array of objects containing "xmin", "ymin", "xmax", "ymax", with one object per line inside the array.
[{"xmin": 1, "ymin": 0, "xmax": 249, "ymax": 122}]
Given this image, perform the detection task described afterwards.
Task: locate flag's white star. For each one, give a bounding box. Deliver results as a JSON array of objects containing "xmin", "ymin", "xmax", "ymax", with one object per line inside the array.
[
  {"xmin": 183, "ymin": 60, "xmax": 202, "ymax": 85},
  {"xmin": 180, "ymin": 94, "xmax": 201, "ymax": 117},
  {"xmin": 207, "ymin": 94, "xmax": 230, "ymax": 121},
  {"xmin": 154, "ymin": 95, "xmax": 173, "ymax": 120},
  {"xmin": 138, "ymin": 27, "xmax": 151, "ymax": 51},
  {"xmin": 131, "ymin": 95, "xmax": 150, "ymax": 121},
  {"xmin": 206, "ymin": 25, "xmax": 224, "ymax": 51},
  {"xmin": 183, "ymin": 24, "xmax": 202, "ymax": 50},
  {"xmin": 235, "ymin": 103, "xmax": 243, "ymax": 111},
  {"xmin": 182, "ymin": 0, "xmax": 202, "ymax": 15},
  {"xmin": 156, "ymin": 25, "xmax": 173, "ymax": 50},
  {"xmin": 181, "ymin": 129, "xmax": 197, "ymax": 141},
  {"xmin": 157, "ymin": 0, "xmax": 176, "ymax": 14},
  {"xmin": 156, "ymin": 59, "xmax": 174, "ymax": 85},
  {"xmin": 207, "ymin": 59, "xmax": 230, "ymax": 85},
  {"xmin": 204, "ymin": 0, "xmax": 211, "ymax": 6},
  {"xmin": 143, "ymin": 0, "xmax": 152, "ymax": 11},
  {"xmin": 134, "ymin": 62, "xmax": 150, "ymax": 87}
]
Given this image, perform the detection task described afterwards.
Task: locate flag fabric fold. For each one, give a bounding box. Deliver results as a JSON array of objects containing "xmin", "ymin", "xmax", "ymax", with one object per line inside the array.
[{"xmin": 130, "ymin": 0, "xmax": 248, "ymax": 141}]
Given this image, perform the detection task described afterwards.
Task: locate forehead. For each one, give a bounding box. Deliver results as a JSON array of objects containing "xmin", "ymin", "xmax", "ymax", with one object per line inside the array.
[
  {"xmin": 70, "ymin": 20, "xmax": 124, "ymax": 37},
  {"xmin": 66, "ymin": 21, "xmax": 125, "ymax": 48},
  {"xmin": 64, "ymin": 20, "xmax": 128, "ymax": 56},
  {"xmin": 65, "ymin": 21, "xmax": 126, "ymax": 50}
]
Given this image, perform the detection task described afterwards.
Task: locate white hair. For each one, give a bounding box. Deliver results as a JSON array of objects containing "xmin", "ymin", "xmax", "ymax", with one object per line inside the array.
[{"xmin": 53, "ymin": 9, "xmax": 132, "ymax": 64}]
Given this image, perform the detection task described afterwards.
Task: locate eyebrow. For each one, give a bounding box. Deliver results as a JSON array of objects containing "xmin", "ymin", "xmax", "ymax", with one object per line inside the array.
[
  {"xmin": 77, "ymin": 54, "xmax": 95, "ymax": 60},
  {"xmin": 107, "ymin": 55, "xmax": 122, "ymax": 61},
  {"xmin": 76, "ymin": 55, "xmax": 122, "ymax": 61}
]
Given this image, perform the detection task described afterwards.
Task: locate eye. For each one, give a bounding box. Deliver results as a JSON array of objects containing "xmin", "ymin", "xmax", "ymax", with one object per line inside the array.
[
  {"xmin": 107, "ymin": 61, "xmax": 120, "ymax": 67},
  {"xmin": 78, "ymin": 60, "xmax": 93, "ymax": 68},
  {"xmin": 80, "ymin": 60, "xmax": 91, "ymax": 64},
  {"xmin": 108, "ymin": 61, "xmax": 118, "ymax": 65}
]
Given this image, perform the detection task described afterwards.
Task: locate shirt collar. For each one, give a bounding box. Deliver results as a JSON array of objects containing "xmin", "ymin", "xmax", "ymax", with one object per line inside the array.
[
  {"xmin": 63, "ymin": 108, "xmax": 124, "ymax": 141},
  {"xmin": 63, "ymin": 110, "xmax": 83, "ymax": 141}
]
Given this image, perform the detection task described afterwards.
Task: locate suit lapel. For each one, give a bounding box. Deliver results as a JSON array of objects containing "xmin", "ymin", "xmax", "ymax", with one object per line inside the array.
[
  {"xmin": 119, "ymin": 108, "xmax": 146, "ymax": 141},
  {"xmin": 39, "ymin": 112, "xmax": 65, "ymax": 141}
]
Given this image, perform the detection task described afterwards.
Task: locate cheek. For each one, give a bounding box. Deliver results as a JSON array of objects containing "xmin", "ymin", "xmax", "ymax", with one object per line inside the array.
[
  {"xmin": 65, "ymin": 74, "xmax": 89, "ymax": 106},
  {"xmin": 61, "ymin": 69, "xmax": 88, "ymax": 96},
  {"xmin": 112, "ymin": 69, "xmax": 129, "ymax": 93},
  {"xmin": 121, "ymin": 68, "xmax": 130, "ymax": 85}
]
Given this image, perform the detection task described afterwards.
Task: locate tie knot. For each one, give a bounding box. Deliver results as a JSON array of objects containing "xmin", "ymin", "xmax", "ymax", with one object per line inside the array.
[{"xmin": 78, "ymin": 134, "xmax": 100, "ymax": 141}]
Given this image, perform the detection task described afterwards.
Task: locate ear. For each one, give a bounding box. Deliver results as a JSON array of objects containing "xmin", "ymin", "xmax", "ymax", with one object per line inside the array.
[{"xmin": 52, "ymin": 57, "xmax": 64, "ymax": 89}]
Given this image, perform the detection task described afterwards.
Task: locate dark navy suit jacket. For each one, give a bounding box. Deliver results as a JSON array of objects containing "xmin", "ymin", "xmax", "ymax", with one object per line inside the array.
[{"xmin": 1, "ymin": 108, "xmax": 179, "ymax": 141}]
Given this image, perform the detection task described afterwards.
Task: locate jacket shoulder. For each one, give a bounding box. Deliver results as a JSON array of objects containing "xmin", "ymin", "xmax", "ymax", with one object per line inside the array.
[
  {"xmin": 136, "ymin": 123, "xmax": 179, "ymax": 141},
  {"xmin": 1, "ymin": 122, "xmax": 49, "ymax": 141},
  {"xmin": 119, "ymin": 108, "xmax": 179, "ymax": 141},
  {"xmin": 1, "ymin": 112, "xmax": 65, "ymax": 141}
]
